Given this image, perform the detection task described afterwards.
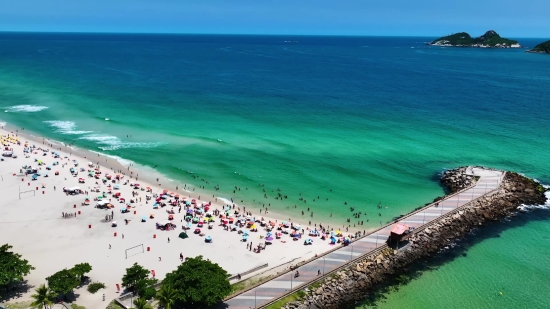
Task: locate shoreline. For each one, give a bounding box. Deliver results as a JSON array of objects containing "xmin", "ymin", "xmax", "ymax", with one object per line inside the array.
[
  {"xmin": 0, "ymin": 121, "xmax": 365, "ymax": 234},
  {"xmin": 0, "ymin": 122, "xmax": 365, "ymax": 309}
]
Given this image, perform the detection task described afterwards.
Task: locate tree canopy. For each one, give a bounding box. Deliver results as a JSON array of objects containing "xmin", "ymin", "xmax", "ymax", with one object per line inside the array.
[
  {"xmin": 121, "ymin": 263, "xmax": 157, "ymax": 298},
  {"xmin": 46, "ymin": 268, "xmax": 80, "ymax": 295},
  {"xmin": 530, "ymin": 40, "xmax": 550, "ymax": 53},
  {"xmin": 156, "ymin": 285, "xmax": 177, "ymax": 309},
  {"xmin": 163, "ymin": 256, "xmax": 231, "ymax": 308},
  {"xmin": 30, "ymin": 284, "xmax": 56, "ymax": 309},
  {"xmin": 72, "ymin": 263, "xmax": 92, "ymax": 281},
  {"xmin": 0, "ymin": 244, "xmax": 35, "ymax": 291}
]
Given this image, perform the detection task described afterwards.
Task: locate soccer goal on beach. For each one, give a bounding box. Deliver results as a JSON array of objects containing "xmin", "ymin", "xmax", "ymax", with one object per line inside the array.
[
  {"xmin": 19, "ymin": 189, "xmax": 35, "ymax": 199},
  {"xmin": 125, "ymin": 244, "xmax": 145, "ymax": 259}
]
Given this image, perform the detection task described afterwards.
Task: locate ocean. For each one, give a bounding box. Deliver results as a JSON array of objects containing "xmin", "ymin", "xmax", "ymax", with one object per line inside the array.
[{"xmin": 0, "ymin": 33, "xmax": 549, "ymax": 308}]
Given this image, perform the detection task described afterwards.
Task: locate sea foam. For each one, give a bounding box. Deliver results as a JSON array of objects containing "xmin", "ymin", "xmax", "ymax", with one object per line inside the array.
[
  {"xmin": 6, "ymin": 105, "xmax": 49, "ymax": 112},
  {"xmin": 43, "ymin": 120, "xmax": 94, "ymax": 135},
  {"xmin": 79, "ymin": 134, "xmax": 164, "ymax": 151},
  {"xmin": 518, "ymin": 185, "xmax": 550, "ymax": 211}
]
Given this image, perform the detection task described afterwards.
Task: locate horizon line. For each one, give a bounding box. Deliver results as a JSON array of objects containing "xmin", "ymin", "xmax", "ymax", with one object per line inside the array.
[{"xmin": 0, "ymin": 30, "xmax": 546, "ymax": 39}]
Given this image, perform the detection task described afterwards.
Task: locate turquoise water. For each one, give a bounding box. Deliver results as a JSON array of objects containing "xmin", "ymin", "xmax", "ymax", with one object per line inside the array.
[{"xmin": 0, "ymin": 33, "xmax": 549, "ymax": 308}]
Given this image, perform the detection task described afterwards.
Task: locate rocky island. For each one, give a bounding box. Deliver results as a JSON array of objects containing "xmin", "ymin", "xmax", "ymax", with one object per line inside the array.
[
  {"xmin": 527, "ymin": 40, "xmax": 550, "ymax": 54},
  {"xmin": 428, "ymin": 30, "xmax": 521, "ymax": 48}
]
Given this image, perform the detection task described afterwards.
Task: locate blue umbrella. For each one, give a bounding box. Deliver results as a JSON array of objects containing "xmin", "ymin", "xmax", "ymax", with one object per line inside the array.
[
  {"xmin": 205, "ymin": 236, "xmax": 212, "ymax": 241},
  {"xmin": 243, "ymin": 231, "xmax": 249, "ymax": 236},
  {"xmin": 114, "ymin": 184, "xmax": 120, "ymax": 189},
  {"xmin": 141, "ymin": 216, "xmax": 146, "ymax": 221},
  {"xmin": 266, "ymin": 232, "xmax": 272, "ymax": 237},
  {"xmin": 242, "ymin": 235, "xmax": 248, "ymax": 241}
]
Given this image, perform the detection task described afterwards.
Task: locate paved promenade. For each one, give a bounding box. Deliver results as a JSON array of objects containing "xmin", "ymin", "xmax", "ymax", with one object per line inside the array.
[{"xmin": 224, "ymin": 168, "xmax": 504, "ymax": 308}]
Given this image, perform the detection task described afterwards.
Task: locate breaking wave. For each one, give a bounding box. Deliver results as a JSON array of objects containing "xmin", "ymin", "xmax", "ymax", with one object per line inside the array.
[
  {"xmin": 43, "ymin": 120, "xmax": 94, "ymax": 135},
  {"xmin": 517, "ymin": 185, "xmax": 550, "ymax": 212},
  {"xmin": 6, "ymin": 105, "xmax": 49, "ymax": 112},
  {"xmin": 78, "ymin": 134, "xmax": 164, "ymax": 151}
]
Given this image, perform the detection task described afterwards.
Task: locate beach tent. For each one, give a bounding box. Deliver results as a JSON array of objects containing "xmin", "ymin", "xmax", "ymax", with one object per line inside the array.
[{"xmin": 179, "ymin": 232, "xmax": 189, "ymax": 239}]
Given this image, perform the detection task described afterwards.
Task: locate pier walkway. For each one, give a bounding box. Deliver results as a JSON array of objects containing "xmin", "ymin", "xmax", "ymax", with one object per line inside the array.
[{"xmin": 224, "ymin": 168, "xmax": 504, "ymax": 308}]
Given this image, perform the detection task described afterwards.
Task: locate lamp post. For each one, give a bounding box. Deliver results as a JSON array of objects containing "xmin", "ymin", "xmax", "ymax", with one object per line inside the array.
[
  {"xmin": 323, "ymin": 258, "xmax": 326, "ymax": 275},
  {"xmin": 255, "ymin": 289, "xmax": 257, "ymax": 309},
  {"xmin": 290, "ymin": 271, "xmax": 293, "ymax": 290}
]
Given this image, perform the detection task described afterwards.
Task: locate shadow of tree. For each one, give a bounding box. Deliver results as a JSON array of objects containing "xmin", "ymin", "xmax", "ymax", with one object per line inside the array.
[{"xmin": 0, "ymin": 280, "xmax": 33, "ymax": 302}]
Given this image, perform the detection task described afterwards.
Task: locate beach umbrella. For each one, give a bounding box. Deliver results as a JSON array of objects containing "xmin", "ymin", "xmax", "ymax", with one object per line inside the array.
[
  {"xmin": 187, "ymin": 209, "xmax": 194, "ymax": 214},
  {"xmin": 243, "ymin": 231, "xmax": 249, "ymax": 236},
  {"xmin": 205, "ymin": 236, "xmax": 212, "ymax": 241},
  {"xmin": 266, "ymin": 236, "xmax": 274, "ymax": 241},
  {"xmin": 150, "ymin": 213, "xmax": 155, "ymax": 217},
  {"xmin": 242, "ymin": 235, "xmax": 248, "ymax": 241},
  {"xmin": 266, "ymin": 232, "xmax": 272, "ymax": 237},
  {"xmin": 250, "ymin": 224, "xmax": 256, "ymax": 229}
]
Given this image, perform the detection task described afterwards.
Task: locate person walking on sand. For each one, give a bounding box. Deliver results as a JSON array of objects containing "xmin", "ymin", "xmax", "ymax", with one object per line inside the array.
[
  {"xmin": 109, "ymin": 244, "xmax": 111, "ymax": 249},
  {"xmin": 168, "ymin": 237, "xmax": 170, "ymax": 243},
  {"xmin": 180, "ymin": 252, "xmax": 183, "ymax": 261},
  {"xmin": 159, "ymin": 257, "xmax": 162, "ymax": 261}
]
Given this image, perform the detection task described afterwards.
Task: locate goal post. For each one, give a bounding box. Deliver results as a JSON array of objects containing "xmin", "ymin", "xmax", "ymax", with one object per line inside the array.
[
  {"xmin": 19, "ymin": 189, "xmax": 35, "ymax": 200},
  {"xmin": 125, "ymin": 244, "xmax": 144, "ymax": 259}
]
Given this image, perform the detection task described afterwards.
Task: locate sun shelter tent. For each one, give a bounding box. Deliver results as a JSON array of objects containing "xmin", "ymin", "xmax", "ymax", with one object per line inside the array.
[
  {"xmin": 179, "ymin": 232, "xmax": 189, "ymax": 239},
  {"xmin": 65, "ymin": 187, "xmax": 81, "ymax": 194},
  {"xmin": 96, "ymin": 200, "xmax": 113, "ymax": 209},
  {"xmin": 156, "ymin": 220, "xmax": 175, "ymax": 230}
]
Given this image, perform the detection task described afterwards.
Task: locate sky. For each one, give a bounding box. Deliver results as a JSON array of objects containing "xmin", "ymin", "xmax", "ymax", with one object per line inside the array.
[{"xmin": 0, "ymin": 0, "xmax": 548, "ymax": 37}]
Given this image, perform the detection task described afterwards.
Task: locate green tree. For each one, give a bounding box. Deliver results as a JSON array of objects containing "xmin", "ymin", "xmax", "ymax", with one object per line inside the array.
[
  {"xmin": 30, "ymin": 284, "xmax": 56, "ymax": 309},
  {"xmin": 46, "ymin": 268, "xmax": 80, "ymax": 296},
  {"xmin": 121, "ymin": 263, "xmax": 156, "ymax": 298},
  {"xmin": 163, "ymin": 256, "xmax": 231, "ymax": 308},
  {"xmin": 156, "ymin": 285, "xmax": 177, "ymax": 309},
  {"xmin": 0, "ymin": 244, "xmax": 35, "ymax": 291},
  {"xmin": 71, "ymin": 263, "xmax": 92, "ymax": 282},
  {"xmin": 132, "ymin": 297, "xmax": 153, "ymax": 309},
  {"xmin": 122, "ymin": 263, "xmax": 149, "ymax": 293}
]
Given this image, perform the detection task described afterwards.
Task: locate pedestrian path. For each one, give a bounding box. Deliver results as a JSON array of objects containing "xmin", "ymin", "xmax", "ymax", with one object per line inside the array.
[{"xmin": 224, "ymin": 168, "xmax": 504, "ymax": 308}]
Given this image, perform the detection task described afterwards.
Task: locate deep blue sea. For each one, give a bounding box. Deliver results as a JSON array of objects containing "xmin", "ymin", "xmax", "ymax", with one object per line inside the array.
[{"xmin": 0, "ymin": 33, "xmax": 549, "ymax": 308}]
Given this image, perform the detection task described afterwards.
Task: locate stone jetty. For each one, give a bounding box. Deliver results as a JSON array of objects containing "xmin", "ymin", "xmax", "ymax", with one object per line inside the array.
[{"xmin": 279, "ymin": 167, "xmax": 547, "ymax": 309}]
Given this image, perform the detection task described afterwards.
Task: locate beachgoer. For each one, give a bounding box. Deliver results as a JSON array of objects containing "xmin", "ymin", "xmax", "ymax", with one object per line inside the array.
[
  {"xmin": 159, "ymin": 257, "xmax": 162, "ymax": 261},
  {"xmin": 109, "ymin": 244, "xmax": 111, "ymax": 249},
  {"xmin": 168, "ymin": 237, "xmax": 170, "ymax": 243}
]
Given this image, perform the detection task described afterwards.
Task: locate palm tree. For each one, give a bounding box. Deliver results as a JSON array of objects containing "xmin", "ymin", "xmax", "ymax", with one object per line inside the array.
[
  {"xmin": 156, "ymin": 286, "xmax": 178, "ymax": 309},
  {"xmin": 132, "ymin": 297, "xmax": 153, "ymax": 309},
  {"xmin": 30, "ymin": 284, "xmax": 55, "ymax": 309}
]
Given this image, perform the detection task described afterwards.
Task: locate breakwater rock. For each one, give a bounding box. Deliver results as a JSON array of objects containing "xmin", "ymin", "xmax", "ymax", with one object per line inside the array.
[
  {"xmin": 440, "ymin": 166, "xmax": 475, "ymax": 193},
  {"xmin": 281, "ymin": 168, "xmax": 547, "ymax": 309}
]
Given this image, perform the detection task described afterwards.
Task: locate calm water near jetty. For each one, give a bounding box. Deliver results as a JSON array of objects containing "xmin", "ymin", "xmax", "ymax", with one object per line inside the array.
[{"xmin": 0, "ymin": 33, "xmax": 549, "ymax": 308}]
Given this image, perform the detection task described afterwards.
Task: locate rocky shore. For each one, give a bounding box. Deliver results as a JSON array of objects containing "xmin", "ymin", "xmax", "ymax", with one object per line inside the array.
[{"xmin": 281, "ymin": 167, "xmax": 547, "ymax": 309}]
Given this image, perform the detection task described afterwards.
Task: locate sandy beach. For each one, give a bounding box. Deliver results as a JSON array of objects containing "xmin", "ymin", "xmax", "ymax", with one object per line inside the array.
[{"xmin": 0, "ymin": 126, "xmax": 359, "ymax": 308}]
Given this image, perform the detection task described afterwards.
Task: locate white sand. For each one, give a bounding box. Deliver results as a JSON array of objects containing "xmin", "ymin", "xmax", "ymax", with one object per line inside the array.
[{"xmin": 0, "ymin": 127, "xmax": 340, "ymax": 308}]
